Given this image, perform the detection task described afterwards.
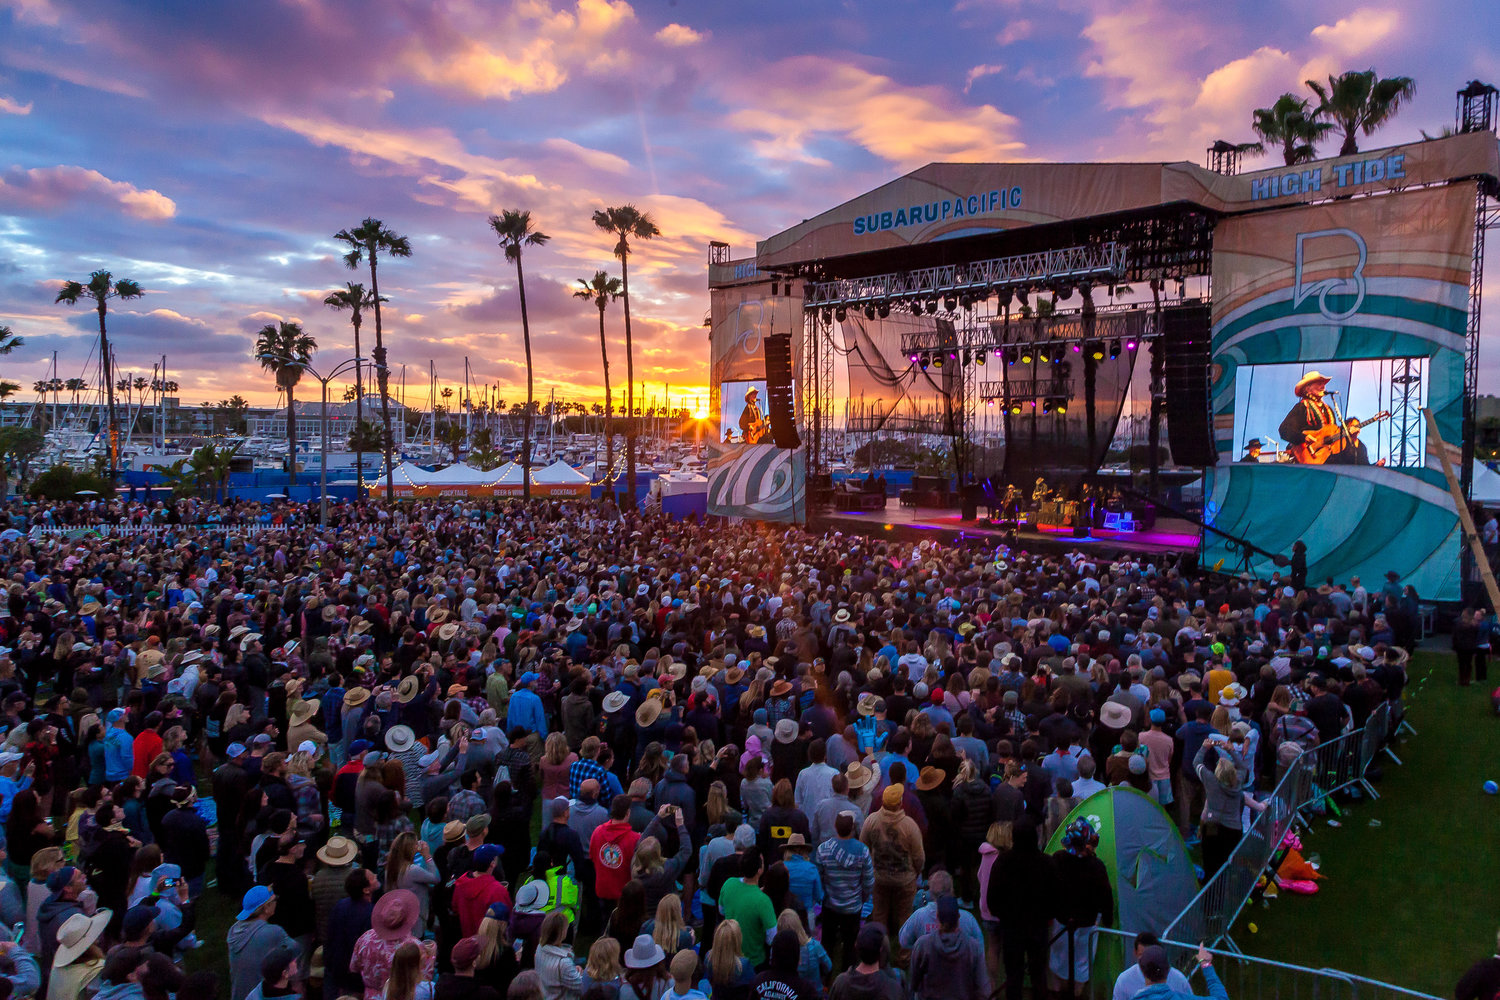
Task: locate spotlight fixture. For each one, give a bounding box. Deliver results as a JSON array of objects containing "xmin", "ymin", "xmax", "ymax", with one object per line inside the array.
[
  {"xmin": 962, "ymin": 349, "xmax": 972, "ymax": 366},
  {"xmin": 1055, "ymin": 398, "xmax": 1068, "ymax": 415},
  {"xmin": 1020, "ymin": 348, "xmax": 1034, "ymax": 364},
  {"xmin": 1042, "ymin": 399, "xmax": 1054, "ymax": 414},
  {"xmin": 1010, "ymin": 402, "xmax": 1023, "ymax": 414},
  {"xmin": 835, "ymin": 307, "xmax": 847, "ymax": 322},
  {"xmin": 1089, "ymin": 341, "xmax": 1104, "ymax": 361},
  {"xmin": 909, "ymin": 352, "xmax": 920, "ymax": 364},
  {"xmin": 1016, "ymin": 288, "xmax": 1029, "ymax": 308},
  {"xmin": 769, "ymin": 281, "xmax": 779, "ymax": 296},
  {"xmin": 919, "ymin": 352, "xmax": 930, "ymax": 370},
  {"xmin": 878, "ymin": 302, "xmax": 891, "ymax": 319},
  {"xmin": 1005, "ymin": 347, "xmax": 1018, "ymax": 366},
  {"xmin": 943, "ymin": 294, "xmax": 958, "ymax": 311},
  {"xmin": 975, "ymin": 350, "xmax": 987, "ymax": 365},
  {"xmin": 1038, "ymin": 347, "xmax": 1050, "ymax": 364},
  {"xmin": 821, "ymin": 307, "xmax": 833, "ymax": 324},
  {"xmin": 1055, "ymin": 284, "xmax": 1074, "ymax": 302},
  {"xmin": 1124, "ymin": 337, "xmax": 1139, "ymax": 350},
  {"xmin": 927, "ymin": 298, "xmax": 941, "ymax": 314},
  {"xmin": 997, "ymin": 288, "xmax": 1014, "ymax": 308},
  {"xmin": 933, "ymin": 352, "xmax": 945, "ymax": 369},
  {"xmin": 1072, "ymin": 343, "xmax": 1082, "ymax": 353},
  {"xmin": 864, "ymin": 305, "xmax": 877, "ymax": 320},
  {"xmin": 1109, "ymin": 339, "xmax": 1121, "ymax": 359}
]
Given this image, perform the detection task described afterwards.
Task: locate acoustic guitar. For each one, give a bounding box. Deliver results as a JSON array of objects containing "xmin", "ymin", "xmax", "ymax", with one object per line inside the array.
[
  {"xmin": 741, "ymin": 407, "xmax": 772, "ymax": 445},
  {"xmin": 1287, "ymin": 410, "xmax": 1391, "ymax": 464}
]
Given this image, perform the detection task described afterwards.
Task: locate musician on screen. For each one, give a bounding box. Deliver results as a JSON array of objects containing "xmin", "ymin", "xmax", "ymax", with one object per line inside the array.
[
  {"xmin": 739, "ymin": 385, "xmax": 771, "ymax": 445},
  {"xmin": 1278, "ymin": 370, "xmax": 1387, "ymax": 465}
]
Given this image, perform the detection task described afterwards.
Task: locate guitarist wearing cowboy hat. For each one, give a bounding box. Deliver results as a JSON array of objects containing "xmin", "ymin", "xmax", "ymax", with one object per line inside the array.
[
  {"xmin": 738, "ymin": 384, "xmax": 771, "ymax": 445},
  {"xmin": 1279, "ymin": 370, "xmax": 1340, "ymax": 463}
]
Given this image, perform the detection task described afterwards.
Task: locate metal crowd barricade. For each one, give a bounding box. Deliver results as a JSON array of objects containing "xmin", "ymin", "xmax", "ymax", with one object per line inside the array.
[
  {"xmin": 1087, "ymin": 928, "xmax": 1442, "ymax": 1000},
  {"xmin": 1165, "ymin": 701, "xmax": 1401, "ymax": 951},
  {"xmin": 24, "ymin": 522, "xmax": 292, "ymax": 538}
]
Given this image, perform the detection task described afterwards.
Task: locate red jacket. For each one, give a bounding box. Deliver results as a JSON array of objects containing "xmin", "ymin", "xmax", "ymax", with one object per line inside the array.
[
  {"xmin": 453, "ymin": 871, "xmax": 511, "ymax": 937},
  {"xmin": 589, "ymin": 819, "xmax": 640, "ymax": 901},
  {"xmin": 132, "ymin": 730, "xmax": 164, "ymax": 779}
]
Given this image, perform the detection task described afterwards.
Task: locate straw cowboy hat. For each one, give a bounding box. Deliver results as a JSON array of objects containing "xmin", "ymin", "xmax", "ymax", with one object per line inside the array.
[
  {"xmin": 1294, "ymin": 371, "xmax": 1334, "ymax": 396},
  {"xmin": 602, "ymin": 691, "xmax": 629, "ymax": 714},
  {"xmin": 915, "ymin": 767, "xmax": 945, "ymax": 792},
  {"xmin": 635, "ymin": 698, "xmax": 663, "ymax": 729},
  {"xmin": 350, "ymin": 618, "xmax": 372, "ymax": 636},
  {"xmin": 343, "ymin": 687, "xmax": 371, "ymax": 708},
  {"xmin": 385, "ymin": 725, "xmax": 417, "ymax": 754},
  {"xmin": 427, "ymin": 608, "xmax": 450, "ymax": 624},
  {"xmin": 395, "ymin": 675, "xmax": 420, "ymax": 704},
  {"xmin": 316, "ymin": 836, "xmax": 359, "ymax": 867},
  {"xmin": 857, "ymin": 692, "xmax": 878, "ymax": 717},
  {"xmin": 438, "ymin": 622, "xmax": 459, "ymax": 642},
  {"xmin": 289, "ymin": 698, "xmax": 321, "ymax": 727},
  {"xmin": 846, "ymin": 762, "xmax": 875, "ymax": 790}
]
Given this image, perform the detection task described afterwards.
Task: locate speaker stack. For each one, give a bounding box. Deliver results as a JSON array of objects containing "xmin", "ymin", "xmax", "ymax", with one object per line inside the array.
[
  {"xmin": 1160, "ymin": 303, "xmax": 1215, "ymax": 467},
  {"xmin": 764, "ymin": 332, "xmax": 800, "ymax": 449}
]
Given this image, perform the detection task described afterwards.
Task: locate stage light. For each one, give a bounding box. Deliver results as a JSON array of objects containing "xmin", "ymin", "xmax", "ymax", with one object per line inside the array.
[
  {"xmin": 1109, "ymin": 339, "xmax": 1121, "ymax": 359},
  {"xmin": 1056, "ymin": 284, "xmax": 1074, "ymax": 301},
  {"xmin": 986, "ymin": 399, "xmax": 994, "ymax": 407},
  {"xmin": 822, "ymin": 308, "xmax": 835, "ymax": 324},
  {"xmin": 835, "ymin": 307, "xmax": 847, "ymax": 322},
  {"xmin": 1072, "ymin": 342, "xmax": 1081, "ymax": 353},
  {"xmin": 960, "ymin": 295, "xmax": 974, "ymax": 310},
  {"xmin": 1042, "ymin": 399, "xmax": 1053, "ymax": 414},
  {"xmin": 1124, "ymin": 337, "xmax": 1138, "ymax": 350},
  {"xmin": 1052, "ymin": 352, "xmax": 1064, "ymax": 365},
  {"xmin": 864, "ymin": 305, "xmax": 877, "ymax": 320},
  {"xmin": 927, "ymin": 298, "xmax": 940, "ymax": 314},
  {"xmin": 1016, "ymin": 288, "xmax": 1029, "ymax": 308},
  {"xmin": 933, "ymin": 353, "xmax": 944, "ymax": 368},
  {"xmin": 975, "ymin": 350, "xmax": 987, "ymax": 365},
  {"xmin": 1005, "ymin": 347, "xmax": 1018, "ymax": 366},
  {"xmin": 962, "ymin": 349, "xmax": 972, "ymax": 366},
  {"xmin": 1020, "ymin": 349, "xmax": 1034, "ymax": 364},
  {"xmin": 944, "ymin": 295, "xmax": 958, "ymax": 311},
  {"xmin": 1038, "ymin": 347, "xmax": 1050, "ymax": 364},
  {"xmin": 998, "ymin": 288, "xmax": 1014, "ymax": 308},
  {"xmin": 878, "ymin": 302, "xmax": 891, "ymax": 319},
  {"xmin": 1089, "ymin": 341, "xmax": 1104, "ymax": 361},
  {"xmin": 909, "ymin": 353, "xmax": 920, "ymax": 364},
  {"xmin": 1055, "ymin": 399, "xmax": 1068, "ymax": 415},
  {"xmin": 919, "ymin": 352, "xmax": 930, "ymax": 370},
  {"xmin": 1010, "ymin": 403, "xmax": 1023, "ymax": 414}
]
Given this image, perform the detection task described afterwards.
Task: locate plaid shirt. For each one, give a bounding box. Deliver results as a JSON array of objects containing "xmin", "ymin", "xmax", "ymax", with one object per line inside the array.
[
  {"xmin": 374, "ymin": 814, "xmax": 414, "ymax": 871},
  {"xmin": 446, "ymin": 788, "xmax": 487, "ymax": 824},
  {"xmin": 568, "ymin": 757, "xmax": 610, "ymax": 800}
]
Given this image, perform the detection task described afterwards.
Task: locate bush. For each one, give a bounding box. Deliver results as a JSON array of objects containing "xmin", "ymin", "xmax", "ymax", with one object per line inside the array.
[{"xmin": 28, "ymin": 464, "xmax": 114, "ymax": 500}]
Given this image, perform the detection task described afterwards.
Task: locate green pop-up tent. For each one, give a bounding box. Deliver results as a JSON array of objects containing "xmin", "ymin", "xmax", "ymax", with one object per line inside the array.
[{"xmin": 1044, "ymin": 785, "xmax": 1199, "ymax": 934}]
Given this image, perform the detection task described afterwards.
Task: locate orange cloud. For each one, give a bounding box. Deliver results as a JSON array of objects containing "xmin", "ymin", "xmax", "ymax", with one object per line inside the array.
[{"xmin": 655, "ymin": 23, "xmax": 704, "ymax": 46}]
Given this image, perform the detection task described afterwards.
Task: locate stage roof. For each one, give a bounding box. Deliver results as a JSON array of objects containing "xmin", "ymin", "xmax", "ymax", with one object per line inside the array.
[{"xmin": 726, "ymin": 132, "xmax": 1500, "ymax": 279}]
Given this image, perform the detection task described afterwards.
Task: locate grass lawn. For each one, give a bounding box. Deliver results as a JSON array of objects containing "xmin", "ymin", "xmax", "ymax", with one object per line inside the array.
[{"xmin": 1238, "ymin": 648, "xmax": 1500, "ymax": 995}]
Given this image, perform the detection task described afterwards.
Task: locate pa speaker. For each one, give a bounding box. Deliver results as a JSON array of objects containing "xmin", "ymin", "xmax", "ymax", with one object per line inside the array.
[
  {"xmin": 764, "ymin": 333, "xmax": 800, "ymax": 449},
  {"xmin": 1161, "ymin": 303, "xmax": 1215, "ymax": 467}
]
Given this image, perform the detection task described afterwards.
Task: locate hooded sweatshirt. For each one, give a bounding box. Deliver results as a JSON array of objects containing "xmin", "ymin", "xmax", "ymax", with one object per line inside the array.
[
  {"xmin": 588, "ymin": 818, "xmax": 640, "ymax": 901},
  {"xmin": 226, "ymin": 918, "xmax": 295, "ymax": 1000},
  {"xmin": 908, "ymin": 926, "xmax": 988, "ymax": 1000},
  {"xmin": 1130, "ymin": 968, "xmax": 1229, "ymax": 1000},
  {"xmin": 859, "ymin": 805, "xmax": 923, "ymax": 887}
]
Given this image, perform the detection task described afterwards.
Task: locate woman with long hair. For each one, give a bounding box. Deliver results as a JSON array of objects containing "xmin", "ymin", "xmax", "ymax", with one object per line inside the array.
[
  {"xmin": 6, "ymin": 789, "xmax": 58, "ymax": 883},
  {"xmin": 604, "ymin": 879, "xmax": 647, "ymax": 951},
  {"xmin": 535, "ymin": 910, "xmax": 584, "ymax": 1000},
  {"xmin": 125, "ymin": 843, "xmax": 163, "ymax": 907},
  {"xmin": 776, "ymin": 909, "xmax": 831, "ymax": 994},
  {"xmin": 385, "ymin": 939, "xmax": 433, "ymax": 1000},
  {"xmin": 703, "ymin": 920, "xmax": 755, "ymax": 1000},
  {"xmin": 644, "ymin": 893, "xmax": 694, "ymax": 956},
  {"xmin": 474, "ymin": 900, "xmax": 520, "ymax": 995},
  {"xmin": 385, "ymin": 830, "xmax": 440, "ymax": 928},
  {"xmin": 703, "ymin": 780, "xmax": 741, "ymax": 833},
  {"xmin": 539, "ymin": 733, "xmax": 577, "ymax": 801},
  {"xmin": 580, "ymin": 937, "xmax": 625, "ymax": 996}
]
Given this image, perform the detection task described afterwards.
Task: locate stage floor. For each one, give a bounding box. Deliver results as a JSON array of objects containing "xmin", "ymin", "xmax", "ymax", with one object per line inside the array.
[{"xmin": 813, "ymin": 504, "xmax": 1202, "ymax": 556}]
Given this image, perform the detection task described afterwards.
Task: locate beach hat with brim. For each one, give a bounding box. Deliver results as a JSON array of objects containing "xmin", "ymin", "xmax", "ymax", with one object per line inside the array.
[
  {"xmin": 1100, "ymin": 701, "xmax": 1133, "ymax": 730},
  {"xmin": 344, "ymin": 687, "xmax": 371, "ymax": 707},
  {"xmin": 55, "ymin": 910, "xmax": 111, "ymax": 966},
  {"xmin": 316, "ymin": 836, "xmax": 358, "ymax": 867},
  {"xmin": 386, "ymin": 725, "xmax": 416, "ymax": 754},
  {"xmin": 372, "ymin": 888, "xmax": 420, "ymax": 941},
  {"xmin": 774, "ymin": 719, "xmax": 798, "ymax": 744},
  {"xmin": 845, "ymin": 762, "xmax": 874, "ymax": 789},
  {"xmin": 916, "ymin": 766, "xmax": 944, "ymax": 791},
  {"xmin": 290, "ymin": 699, "xmax": 321, "ymax": 726},
  {"xmin": 624, "ymin": 933, "xmax": 666, "ymax": 969},
  {"xmin": 770, "ymin": 680, "xmax": 793, "ymax": 698},
  {"xmin": 428, "ymin": 608, "xmax": 450, "ymax": 624}
]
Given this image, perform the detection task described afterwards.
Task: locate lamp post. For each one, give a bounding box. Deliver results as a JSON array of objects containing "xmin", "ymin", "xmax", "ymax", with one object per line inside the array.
[{"xmin": 258, "ymin": 354, "xmax": 365, "ymax": 527}]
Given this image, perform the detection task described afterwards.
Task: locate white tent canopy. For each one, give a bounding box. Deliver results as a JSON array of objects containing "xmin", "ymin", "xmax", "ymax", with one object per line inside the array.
[
  {"xmin": 390, "ymin": 461, "xmax": 435, "ymax": 484},
  {"xmin": 428, "ymin": 462, "xmax": 502, "ymax": 485},
  {"xmin": 533, "ymin": 459, "xmax": 589, "ymax": 484},
  {"xmin": 493, "ymin": 462, "xmax": 525, "ymax": 485}
]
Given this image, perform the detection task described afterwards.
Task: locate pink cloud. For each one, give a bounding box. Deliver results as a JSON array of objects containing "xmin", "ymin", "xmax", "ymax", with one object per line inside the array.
[
  {"xmin": 0, "ymin": 164, "xmax": 175, "ymax": 219},
  {"xmin": 655, "ymin": 23, "xmax": 704, "ymax": 46},
  {"xmin": 0, "ymin": 95, "xmax": 32, "ymax": 115}
]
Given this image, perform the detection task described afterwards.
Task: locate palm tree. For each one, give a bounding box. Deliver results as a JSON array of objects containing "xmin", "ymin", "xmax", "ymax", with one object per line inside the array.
[
  {"xmin": 347, "ymin": 420, "xmax": 386, "ymax": 477},
  {"xmin": 253, "ymin": 321, "xmax": 317, "ymax": 486},
  {"xmin": 437, "ymin": 421, "xmax": 466, "ymax": 464},
  {"xmin": 64, "ymin": 378, "xmax": 88, "ymax": 408},
  {"xmin": 574, "ymin": 270, "xmax": 623, "ymax": 487},
  {"xmin": 325, "ymin": 281, "xmax": 382, "ymax": 482},
  {"xmin": 55, "ymin": 271, "xmax": 143, "ymax": 480},
  {"xmin": 334, "ymin": 218, "xmax": 412, "ymax": 495},
  {"xmin": 468, "ymin": 427, "xmax": 504, "ymax": 471},
  {"xmin": 188, "ymin": 440, "xmax": 241, "ymax": 502},
  {"xmin": 591, "ymin": 205, "xmax": 660, "ymax": 508},
  {"xmin": 489, "ymin": 209, "xmax": 551, "ymax": 500},
  {"xmin": 0, "ymin": 382, "xmax": 16, "ymax": 401},
  {"xmin": 1251, "ymin": 94, "xmax": 1331, "ymax": 165},
  {"xmin": 0, "ymin": 326, "xmax": 22, "ymax": 356},
  {"xmin": 1306, "ymin": 69, "xmax": 1417, "ymax": 156}
]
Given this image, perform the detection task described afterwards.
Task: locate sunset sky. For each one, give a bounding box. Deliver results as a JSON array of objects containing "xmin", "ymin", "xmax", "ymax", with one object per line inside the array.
[{"xmin": 1, "ymin": 0, "xmax": 1498, "ymax": 412}]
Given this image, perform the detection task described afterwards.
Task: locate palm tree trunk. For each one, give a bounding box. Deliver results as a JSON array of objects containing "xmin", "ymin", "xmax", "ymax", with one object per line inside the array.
[
  {"xmin": 286, "ymin": 385, "xmax": 297, "ymax": 487},
  {"xmin": 621, "ymin": 249, "xmax": 637, "ymax": 509},
  {"xmin": 517, "ymin": 253, "xmax": 534, "ymax": 501},
  {"xmin": 97, "ymin": 302, "xmax": 118, "ymax": 481},
  {"xmin": 368, "ymin": 247, "xmax": 395, "ymax": 496},
  {"xmin": 353, "ymin": 314, "xmax": 364, "ymax": 486},
  {"xmin": 599, "ymin": 303, "xmax": 614, "ymax": 494}
]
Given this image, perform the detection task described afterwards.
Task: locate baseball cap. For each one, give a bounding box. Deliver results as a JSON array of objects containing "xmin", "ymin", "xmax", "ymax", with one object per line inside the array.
[
  {"xmin": 936, "ymin": 894, "xmax": 959, "ymax": 927},
  {"xmin": 226, "ymin": 742, "xmax": 248, "ymax": 758},
  {"xmin": 123, "ymin": 904, "xmax": 160, "ymax": 940},
  {"xmin": 466, "ymin": 813, "xmax": 491, "ymax": 837},
  {"xmin": 237, "ymin": 885, "xmax": 275, "ymax": 920},
  {"xmin": 349, "ymin": 739, "xmax": 372, "ymax": 755},
  {"xmin": 1139, "ymin": 945, "xmax": 1171, "ymax": 982},
  {"xmin": 474, "ymin": 844, "xmax": 504, "ymax": 868},
  {"xmin": 451, "ymin": 936, "xmax": 481, "ymax": 970}
]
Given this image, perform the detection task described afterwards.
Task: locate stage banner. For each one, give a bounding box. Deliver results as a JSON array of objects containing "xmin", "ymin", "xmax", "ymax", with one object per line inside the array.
[
  {"xmin": 1205, "ymin": 184, "xmax": 1474, "ymax": 600},
  {"xmin": 706, "ymin": 444, "xmax": 806, "ymax": 522},
  {"xmin": 707, "ymin": 277, "xmax": 806, "ymax": 519}
]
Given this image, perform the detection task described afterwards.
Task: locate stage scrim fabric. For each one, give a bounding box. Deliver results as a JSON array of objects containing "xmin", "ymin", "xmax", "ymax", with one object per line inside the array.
[{"xmin": 1206, "ymin": 184, "xmax": 1475, "ymax": 600}]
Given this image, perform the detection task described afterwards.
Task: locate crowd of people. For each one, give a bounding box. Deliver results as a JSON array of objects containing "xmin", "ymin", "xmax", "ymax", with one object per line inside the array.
[{"xmin": 0, "ymin": 493, "xmax": 1421, "ymax": 1000}]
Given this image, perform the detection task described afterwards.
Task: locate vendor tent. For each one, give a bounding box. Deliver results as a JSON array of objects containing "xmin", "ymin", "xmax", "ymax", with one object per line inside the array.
[
  {"xmin": 493, "ymin": 462, "xmax": 525, "ymax": 485},
  {"xmin": 428, "ymin": 462, "xmax": 502, "ymax": 485},
  {"xmin": 1044, "ymin": 786, "xmax": 1198, "ymax": 935},
  {"xmin": 533, "ymin": 459, "xmax": 590, "ymax": 484}
]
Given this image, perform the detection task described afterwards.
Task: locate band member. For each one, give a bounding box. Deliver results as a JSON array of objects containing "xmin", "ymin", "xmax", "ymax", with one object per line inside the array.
[
  {"xmin": 738, "ymin": 385, "xmax": 770, "ymax": 444},
  {"xmin": 1240, "ymin": 438, "xmax": 1264, "ymax": 463},
  {"xmin": 1279, "ymin": 371, "xmax": 1342, "ymax": 464},
  {"xmin": 1331, "ymin": 418, "xmax": 1385, "ymax": 466}
]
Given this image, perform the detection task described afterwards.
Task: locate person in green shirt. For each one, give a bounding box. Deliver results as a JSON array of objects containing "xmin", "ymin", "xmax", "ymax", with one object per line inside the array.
[{"xmin": 717, "ymin": 849, "xmax": 777, "ymax": 969}]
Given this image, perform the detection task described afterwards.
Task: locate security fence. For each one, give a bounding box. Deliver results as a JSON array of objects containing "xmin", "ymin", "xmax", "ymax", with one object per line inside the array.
[{"xmin": 1165, "ymin": 701, "xmax": 1397, "ymax": 950}]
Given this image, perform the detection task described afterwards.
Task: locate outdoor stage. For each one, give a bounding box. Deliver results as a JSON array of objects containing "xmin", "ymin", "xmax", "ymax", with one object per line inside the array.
[{"xmin": 813, "ymin": 503, "xmax": 1202, "ymax": 557}]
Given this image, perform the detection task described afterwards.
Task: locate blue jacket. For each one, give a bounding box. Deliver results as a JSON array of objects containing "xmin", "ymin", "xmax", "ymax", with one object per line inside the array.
[
  {"xmin": 104, "ymin": 726, "xmax": 134, "ymax": 781},
  {"xmin": 1131, "ymin": 967, "xmax": 1229, "ymax": 1000},
  {"xmin": 813, "ymin": 835, "xmax": 873, "ymax": 914},
  {"xmin": 784, "ymin": 853, "xmax": 824, "ymax": 910},
  {"xmin": 506, "ymin": 687, "xmax": 547, "ymax": 737}
]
